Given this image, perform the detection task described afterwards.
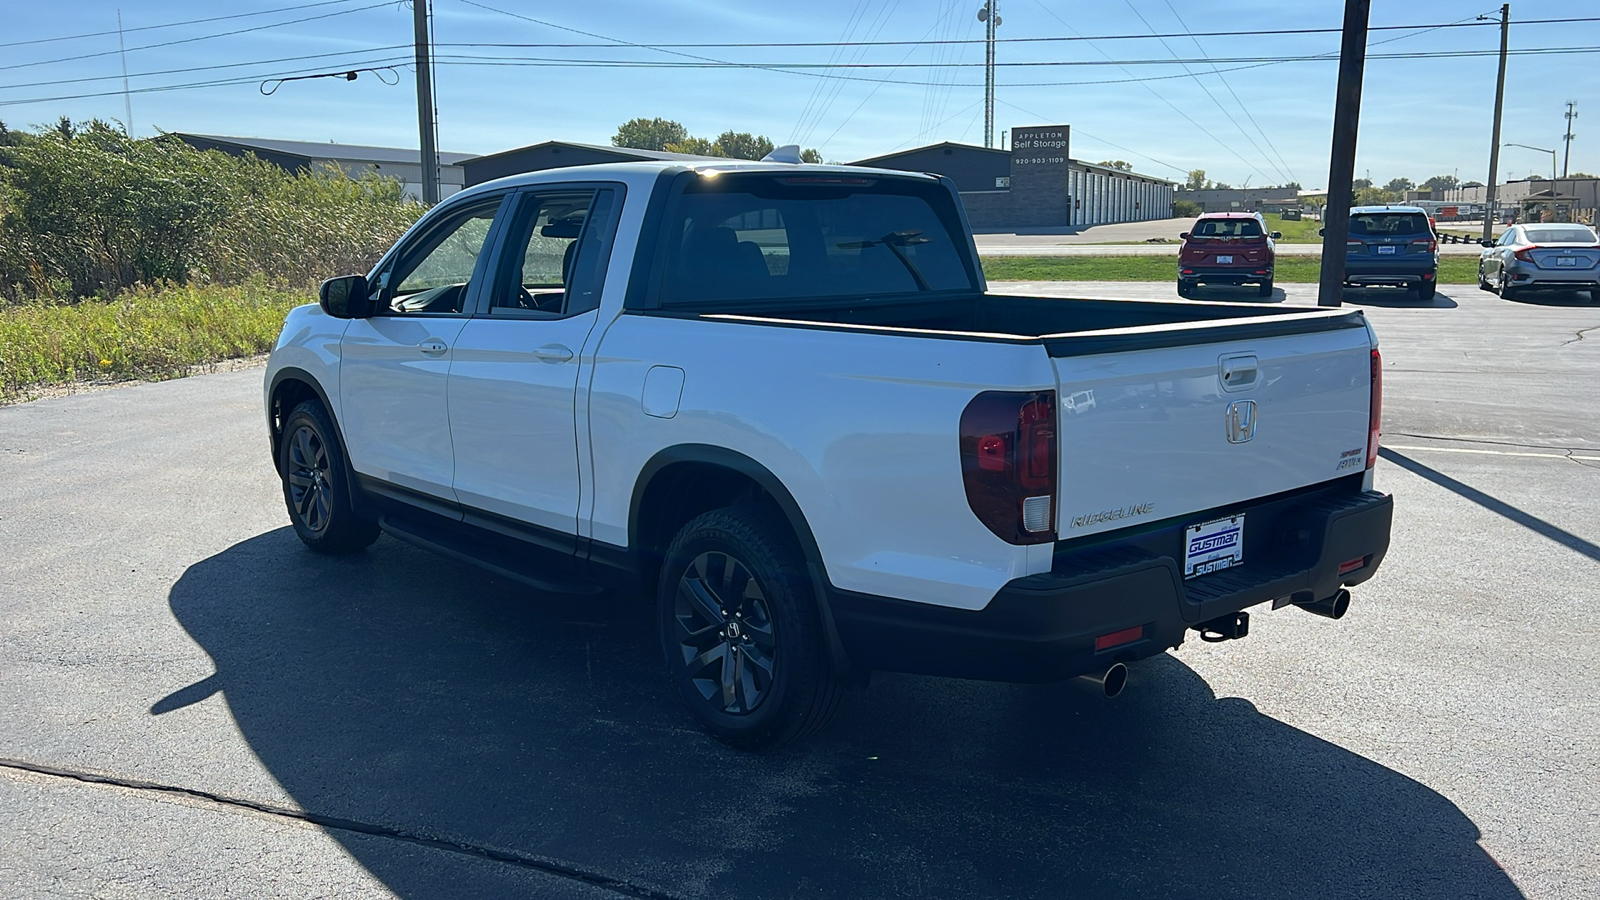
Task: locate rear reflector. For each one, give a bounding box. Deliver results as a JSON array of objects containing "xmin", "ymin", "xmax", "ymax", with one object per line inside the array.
[
  {"xmin": 1338, "ymin": 557, "xmax": 1367, "ymax": 576},
  {"xmin": 1095, "ymin": 625, "xmax": 1145, "ymax": 652},
  {"xmin": 1367, "ymin": 348, "xmax": 1382, "ymax": 470}
]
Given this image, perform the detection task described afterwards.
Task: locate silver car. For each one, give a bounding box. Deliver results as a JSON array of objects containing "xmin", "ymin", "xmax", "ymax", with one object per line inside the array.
[{"xmin": 1478, "ymin": 223, "xmax": 1600, "ymax": 299}]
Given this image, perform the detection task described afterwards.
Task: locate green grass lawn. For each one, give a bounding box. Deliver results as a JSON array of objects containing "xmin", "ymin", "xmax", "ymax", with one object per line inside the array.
[
  {"xmin": 1262, "ymin": 213, "xmax": 1325, "ymax": 243},
  {"xmin": 982, "ymin": 254, "xmax": 1478, "ymax": 284},
  {"xmin": 0, "ymin": 280, "xmax": 306, "ymax": 401}
]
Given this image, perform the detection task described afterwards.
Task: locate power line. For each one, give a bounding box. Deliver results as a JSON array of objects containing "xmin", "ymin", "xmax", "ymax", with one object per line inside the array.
[
  {"xmin": 0, "ymin": 2, "xmax": 395, "ymax": 73},
  {"xmin": 1159, "ymin": 0, "xmax": 1300, "ymax": 184},
  {"xmin": 0, "ymin": 46, "xmax": 411, "ymax": 92},
  {"xmin": 0, "ymin": 0, "xmax": 370, "ymax": 49},
  {"xmin": 1120, "ymin": 0, "xmax": 1289, "ymax": 184}
]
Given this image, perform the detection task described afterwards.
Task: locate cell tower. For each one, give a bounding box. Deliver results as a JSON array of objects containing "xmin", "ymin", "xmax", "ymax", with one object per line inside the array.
[{"xmin": 977, "ymin": 2, "xmax": 1001, "ymax": 148}]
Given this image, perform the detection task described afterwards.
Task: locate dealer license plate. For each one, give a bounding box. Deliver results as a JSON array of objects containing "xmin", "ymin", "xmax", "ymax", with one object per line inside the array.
[
  {"xmin": 1216, "ymin": 255, "xmax": 1233, "ymax": 264},
  {"xmin": 1184, "ymin": 514, "xmax": 1244, "ymax": 579},
  {"xmin": 1377, "ymin": 245, "xmax": 1397, "ymax": 254},
  {"xmin": 1557, "ymin": 257, "xmax": 1578, "ymax": 266}
]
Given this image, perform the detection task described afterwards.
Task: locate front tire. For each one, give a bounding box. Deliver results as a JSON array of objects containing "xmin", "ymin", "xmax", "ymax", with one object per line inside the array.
[
  {"xmin": 658, "ymin": 506, "xmax": 842, "ymax": 750},
  {"xmin": 279, "ymin": 400, "xmax": 380, "ymax": 554},
  {"xmin": 1478, "ymin": 264, "xmax": 1494, "ymax": 292}
]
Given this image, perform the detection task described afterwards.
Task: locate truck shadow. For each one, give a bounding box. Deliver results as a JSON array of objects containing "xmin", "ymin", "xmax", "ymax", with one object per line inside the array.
[{"xmin": 159, "ymin": 528, "xmax": 1524, "ymax": 900}]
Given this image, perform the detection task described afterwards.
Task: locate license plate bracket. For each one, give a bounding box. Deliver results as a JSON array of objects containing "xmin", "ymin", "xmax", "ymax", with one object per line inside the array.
[
  {"xmin": 1377, "ymin": 245, "xmax": 1397, "ymax": 255},
  {"xmin": 1216, "ymin": 255, "xmax": 1234, "ymax": 264},
  {"xmin": 1556, "ymin": 257, "xmax": 1577, "ymax": 266},
  {"xmin": 1184, "ymin": 514, "xmax": 1244, "ymax": 579}
]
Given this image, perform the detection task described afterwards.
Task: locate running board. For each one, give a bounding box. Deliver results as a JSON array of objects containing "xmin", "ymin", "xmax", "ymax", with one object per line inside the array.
[{"xmin": 379, "ymin": 514, "xmax": 605, "ymax": 596}]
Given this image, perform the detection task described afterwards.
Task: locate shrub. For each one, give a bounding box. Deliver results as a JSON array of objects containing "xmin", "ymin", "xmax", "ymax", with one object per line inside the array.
[{"xmin": 1172, "ymin": 199, "xmax": 1202, "ymax": 219}]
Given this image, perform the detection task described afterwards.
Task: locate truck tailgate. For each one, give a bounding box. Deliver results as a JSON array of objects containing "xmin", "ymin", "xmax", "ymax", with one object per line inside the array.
[{"xmin": 1051, "ymin": 322, "xmax": 1372, "ymax": 540}]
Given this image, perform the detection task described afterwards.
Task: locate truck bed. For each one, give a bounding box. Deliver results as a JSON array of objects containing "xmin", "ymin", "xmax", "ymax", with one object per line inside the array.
[{"xmin": 695, "ymin": 292, "xmax": 1367, "ymax": 356}]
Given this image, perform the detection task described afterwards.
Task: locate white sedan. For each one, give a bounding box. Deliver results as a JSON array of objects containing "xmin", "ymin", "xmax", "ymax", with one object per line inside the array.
[{"xmin": 1478, "ymin": 223, "xmax": 1600, "ymax": 299}]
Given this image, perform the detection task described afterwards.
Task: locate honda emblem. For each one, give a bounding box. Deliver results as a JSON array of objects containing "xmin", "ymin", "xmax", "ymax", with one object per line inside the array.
[{"xmin": 1226, "ymin": 400, "xmax": 1257, "ymax": 443}]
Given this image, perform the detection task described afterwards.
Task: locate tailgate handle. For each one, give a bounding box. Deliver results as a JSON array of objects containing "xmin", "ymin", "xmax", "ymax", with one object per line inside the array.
[{"xmin": 1219, "ymin": 354, "xmax": 1259, "ymax": 392}]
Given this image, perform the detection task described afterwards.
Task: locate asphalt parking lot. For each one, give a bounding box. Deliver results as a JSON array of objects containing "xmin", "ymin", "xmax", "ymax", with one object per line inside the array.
[{"xmin": 1, "ymin": 285, "xmax": 1596, "ymax": 899}]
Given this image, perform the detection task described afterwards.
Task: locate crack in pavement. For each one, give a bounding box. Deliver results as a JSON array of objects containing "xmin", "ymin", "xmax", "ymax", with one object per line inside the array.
[
  {"xmin": 0, "ymin": 757, "xmax": 684, "ymax": 900},
  {"xmin": 1388, "ymin": 431, "xmax": 1600, "ymax": 453},
  {"xmin": 1561, "ymin": 323, "xmax": 1600, "ymax": 346}
]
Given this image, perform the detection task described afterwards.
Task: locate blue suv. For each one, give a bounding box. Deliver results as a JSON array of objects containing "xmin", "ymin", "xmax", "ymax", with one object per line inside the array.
[{"xmin": 1336, "ymin": 206, "xmax": 1439, "ymax": 300}]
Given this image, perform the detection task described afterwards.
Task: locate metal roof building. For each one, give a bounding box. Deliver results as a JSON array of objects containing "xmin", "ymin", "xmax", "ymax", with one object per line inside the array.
[
  {"xmin": 166, "ymin": 133, "xmax": 478, "ymax": 200},
  {"xmin": 462, "ymin": 141, "xmax": 722, "ymax": 187}
]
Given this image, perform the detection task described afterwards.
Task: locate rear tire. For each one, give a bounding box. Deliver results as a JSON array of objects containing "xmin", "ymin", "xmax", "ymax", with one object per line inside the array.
[
  {"xmin": 1417, "ymin": 280, "xmax": 1437, "ymax": 301},
  {"xmin": 279, "ymin": 400, "xmax": 381, "ymax": 554},
  {"xmin": 658, "ymin": 506, "xmax": 842, "ymax": 750},
  {"xmin": 1176, "ymin": 280, "xmax": 1192, "ymax": 298},
  {"xmin": 1257, "ymin": 279, "xmax": 1274, "ymax": 298},
  {"xmin": 1498, "ymin": 272, "xmax": 1519, "ymax": 300}
]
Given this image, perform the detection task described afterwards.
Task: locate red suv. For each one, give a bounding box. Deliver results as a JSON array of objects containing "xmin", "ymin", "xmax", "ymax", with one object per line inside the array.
[{"xmin": 1177, "ymin": 212, "xmax": 1281, "ymax": 298}]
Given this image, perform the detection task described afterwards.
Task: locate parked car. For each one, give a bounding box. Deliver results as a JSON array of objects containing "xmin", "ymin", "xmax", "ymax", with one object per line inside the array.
[
  {"xmin": 1176, "ymin": 212, "xmax": 1281, "ymax": 297},
  {"xmin": 1477, "ymin": 223, "xmax": 1600, "ymax": 299},
  {"xmin": 1335, "ymin": 205, "xmax": 1439, "ymax": 300},
  {"xmin": 266, "ymin": 157, "xmax": 1392, "ymax": 749}
]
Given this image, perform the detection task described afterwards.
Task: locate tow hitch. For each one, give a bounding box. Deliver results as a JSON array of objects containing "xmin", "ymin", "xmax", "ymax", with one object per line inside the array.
[{"xmin": 1195, "ymin": 611, "xmax": 1250, "ymax": 643}]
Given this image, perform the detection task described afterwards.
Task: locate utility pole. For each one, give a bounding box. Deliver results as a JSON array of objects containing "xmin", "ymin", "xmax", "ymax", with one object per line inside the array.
[
  {"xmin": 1316, "ymin": 0, "xmax": 1371, "ymax": 308},
  {"xmin": 1483, "ymin": 3, "xmax": 1510, "ymax": 241},
  {"xmin": 413, "ymin": 0, "xmax": 440, "ymax": 204},
  {"xmin": 1563, "ymin": 100, "xmax": 1577, "ymax": 178},
  {"xmin": 117, "ymin": 10, "xmax": 132, "ymax": 134},
  {"xmin": 978, "ymin": 2, "xmax": 999, "ymax": 148}
]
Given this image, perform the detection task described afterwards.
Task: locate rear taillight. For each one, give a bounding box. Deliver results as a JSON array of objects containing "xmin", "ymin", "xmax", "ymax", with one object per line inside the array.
[
  {"xmin": 1366, "ymin": 348, "xmax": 1382, "ymax": 471},
  {"xmin": 1410, "ymin": 238, "xmax": 1437, "ymax": 252},
  {"xmin": 1513, "ymin": 246, "xmax": 1538, "ymax": 262},
  {"xmin": 960, "ymin": 391, "xmax": 1057, "ymax": 544}
]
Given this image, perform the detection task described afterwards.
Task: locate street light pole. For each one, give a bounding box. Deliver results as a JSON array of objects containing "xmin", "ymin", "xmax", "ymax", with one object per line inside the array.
[{"xmin": 1504, "ymin": 143, "xmax": 1557, "ymax": 183}]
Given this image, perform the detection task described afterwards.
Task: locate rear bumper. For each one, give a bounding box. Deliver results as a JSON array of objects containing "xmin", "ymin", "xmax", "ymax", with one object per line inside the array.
[
  {"xmin": 1180, "ymin": 265, "xmax": 1273, "ymax": 285},
  {"xmin": 828, "ymin": 481, "xmax": 1392, "ymax": 683},
  {"xmin": 1344, "ymin": 258, "xmax": 1436, "ymax": 285},
  {"xmin": 1504, "ymin": 263, "xmax": 1600, "ymax": 289}
]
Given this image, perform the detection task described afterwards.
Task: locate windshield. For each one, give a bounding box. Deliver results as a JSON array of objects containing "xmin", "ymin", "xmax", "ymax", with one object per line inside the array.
[
  {"xmin": 1191, "ymin": 218, "xmax": 1262, "ymax": 238},
  {"xmin": 1524, "ymin": 226, "xmax": 1597, "ymax": 244},
  {"xmin": 658, "ymin": 174, "xmax": 976, "ymax": 305},
  {"xmin": 1350, "ymin": 213, "xmax": 1429, "ymax": 236}
]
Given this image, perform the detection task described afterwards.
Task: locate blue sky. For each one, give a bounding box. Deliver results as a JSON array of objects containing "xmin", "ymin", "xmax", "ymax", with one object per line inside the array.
[{"xmin": 3, "ymin": 0, "xmax": 1596, "ymax": 187}]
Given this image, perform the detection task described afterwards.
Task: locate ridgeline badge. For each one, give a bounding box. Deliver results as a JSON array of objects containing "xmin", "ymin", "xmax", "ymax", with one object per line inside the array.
[{"xmin": 1071, "ymin": 503, "xmax": 1154, "ymax": 529}]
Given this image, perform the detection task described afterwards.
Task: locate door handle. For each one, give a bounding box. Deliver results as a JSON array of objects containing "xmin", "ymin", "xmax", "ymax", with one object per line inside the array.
[
  {"xmin": 532, "ymin": 343, "xmax": 574, "ymax": 363},
  {"xmin": 418, "ymin": 339, "xmax": 448, "ymax": 355}
]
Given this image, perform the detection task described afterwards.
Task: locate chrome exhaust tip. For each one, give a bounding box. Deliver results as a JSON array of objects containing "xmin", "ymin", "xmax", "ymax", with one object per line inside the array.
[
  {"xmin": 1082, "ymin": 662, "xmax": 1128, "ymax": 698},
  {"xmin": 1296, "ymin": 588, "xmax": 1352, "ymax": 620}
]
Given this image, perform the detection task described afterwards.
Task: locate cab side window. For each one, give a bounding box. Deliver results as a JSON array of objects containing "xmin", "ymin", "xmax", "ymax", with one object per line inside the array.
[
  {"xmin": 383, "ymin": 199, "xmax": 503, "ymax": 315},
  {"xmin": 489, "ymin": 188, "xmax": 620, "ymax": 317}
]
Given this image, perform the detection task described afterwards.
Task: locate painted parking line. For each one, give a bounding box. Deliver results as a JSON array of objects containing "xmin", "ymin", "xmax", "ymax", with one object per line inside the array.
[{"xmin": 1384, "ymin": 444, "xmax": 1600, "ymax": 462}]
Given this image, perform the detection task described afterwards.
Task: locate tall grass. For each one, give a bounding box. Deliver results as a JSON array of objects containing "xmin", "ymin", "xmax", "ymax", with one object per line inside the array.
[{"xmin": 0, "ymin": 280, "xmax": 305, "ymax": 400}]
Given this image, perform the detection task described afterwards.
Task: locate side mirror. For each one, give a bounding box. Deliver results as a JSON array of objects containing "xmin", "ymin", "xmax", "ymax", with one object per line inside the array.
[
  {"xmin": 1178, "ymin": 232, "xmax": 1190, "ymax": 239},
  {"xmin": 319, "ymin": 274, "xmax": 374, "ymax": 319},
  {"xmin": 1270, "ymin": 231, "xmax": 1282, "ymax": 239},
  {"xmin": 1480, "ymin": 240, "xmax": 1495, "ymax": 248}
]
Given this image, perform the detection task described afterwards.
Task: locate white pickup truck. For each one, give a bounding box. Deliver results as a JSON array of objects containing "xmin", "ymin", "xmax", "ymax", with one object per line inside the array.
[{"xmin": 265, "ymin": 158, "xmax": 1392, "ymax": 748}]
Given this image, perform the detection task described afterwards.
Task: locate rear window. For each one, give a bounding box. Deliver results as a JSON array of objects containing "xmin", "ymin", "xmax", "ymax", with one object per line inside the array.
[
  {"xmin": 1350, "ymin": 213, "xmax": 1429, "ymax": 236},
  {"xmin": 657, "ymin": 174, "xmax": 976, "ymax": 306},
  {"xmin": 1525, "ymin": 226, "xmax": 1596, "ymax": 244},
  {"xmin": 1191, "ymin": 218, "xmax": 1262, "ymax": 238}
]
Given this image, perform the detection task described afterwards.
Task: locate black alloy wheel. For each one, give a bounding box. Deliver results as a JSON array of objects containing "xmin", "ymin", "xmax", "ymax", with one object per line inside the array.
[
  {"xmin": 278, "ymin": 400, "xmax": 381, "ymax": 554},
  {"xmin": 672, "ymin": 550, "xmax": 778, "ymax": 715},
  {"xmin": 286, "ymin": 424, "xmax": 333, "ymax": 534},
  {"xmin": 658, "ymin": 506, "xmax": 842, "ymax": 749}
]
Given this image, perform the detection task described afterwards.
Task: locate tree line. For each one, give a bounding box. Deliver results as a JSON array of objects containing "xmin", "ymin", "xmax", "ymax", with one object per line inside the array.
[{"xmin": 612, "ymin": 118, "xmax": 822, "ymax": 163}]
